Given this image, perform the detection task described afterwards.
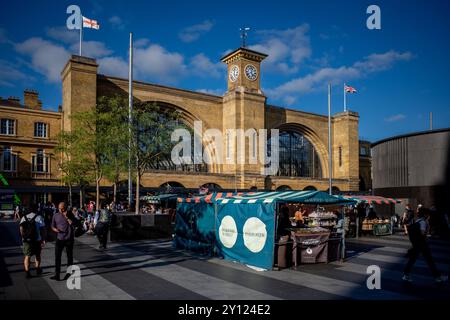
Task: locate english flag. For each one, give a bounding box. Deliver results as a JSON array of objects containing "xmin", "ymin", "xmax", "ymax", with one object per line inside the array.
[
  {"xmin": 344, "ymin": 85, "xmax": 357, "ymax": 93},
  {"xmin": 83, "ymin": 16, "xmax": 100, "ymax": 29}
]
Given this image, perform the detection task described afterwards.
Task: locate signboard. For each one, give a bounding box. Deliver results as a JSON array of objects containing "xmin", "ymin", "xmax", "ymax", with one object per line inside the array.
[{"xmin": 373, "ymin": 223, "xmax": 392, "ymax": 236}]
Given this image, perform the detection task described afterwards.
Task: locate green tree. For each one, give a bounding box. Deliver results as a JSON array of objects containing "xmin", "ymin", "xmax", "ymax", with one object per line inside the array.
[
  {"xmin": 131, "ymin": 102, "xmax": 181, "ymax": 214},
  {"xmin": 56, "ymin": 130, "xmax": 92, "ymax": 208}
]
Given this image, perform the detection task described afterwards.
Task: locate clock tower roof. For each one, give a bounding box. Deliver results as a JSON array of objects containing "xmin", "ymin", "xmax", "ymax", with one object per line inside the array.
[{"xmin": 220, "ymin": 47, "xmax": 268, "ymax": 64}]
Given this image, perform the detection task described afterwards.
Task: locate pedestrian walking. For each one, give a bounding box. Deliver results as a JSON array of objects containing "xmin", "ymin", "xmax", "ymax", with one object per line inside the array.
[
  {"xmin": 94, "ymin": 204, "xmax": 112, "ymax": 250},
  {"xmin": 50, "ymin": 202, "xmax": 78, "ymax": 281},
  {"xmin": 402, "ymin": 207, "xmax": 448, "ymax": 283},
  {"xmin": 401, "ymin": 204, "xmax": 414, "ymax": 235},
  {"xmin": 19, "ymin": 204, "xmax": 46, "ymax": 278}
]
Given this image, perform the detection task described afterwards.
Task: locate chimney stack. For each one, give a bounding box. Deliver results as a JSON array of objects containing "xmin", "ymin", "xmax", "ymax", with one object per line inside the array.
[
  {"xmin": 24, "ymin": 89, "xmax": 40, "ymax": 109},
  {"xmin": 7, "ymin": 96, "xmax": 21, "ymax": 105}
]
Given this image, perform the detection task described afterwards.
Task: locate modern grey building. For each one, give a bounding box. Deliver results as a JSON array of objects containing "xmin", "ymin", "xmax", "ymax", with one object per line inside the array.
[{"xmin": 371, "ymin": 128, "xmax": 450, "ymax": 213}]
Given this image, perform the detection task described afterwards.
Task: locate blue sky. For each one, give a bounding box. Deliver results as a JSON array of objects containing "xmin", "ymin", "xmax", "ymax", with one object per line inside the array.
[{"xmin": 1, "ymin": 0, "xmax": 449, "ymax": 142}]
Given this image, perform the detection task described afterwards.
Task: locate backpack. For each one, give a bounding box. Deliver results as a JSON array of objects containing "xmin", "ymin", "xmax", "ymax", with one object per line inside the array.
[
  {"xmin": 99, "ymin": 209, "xmax": 111, "ymax": 224},
  {"xmin": 21, "ymin": 214, "xmax": 38, "ymax": 243},
  {"xmin": 407, "ymin": 220, "xmax": 423, "ymax": 244}
]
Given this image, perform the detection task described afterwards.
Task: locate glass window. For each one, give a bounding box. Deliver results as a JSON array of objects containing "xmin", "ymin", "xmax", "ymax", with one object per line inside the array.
[
  {"xmin": 268, "ymin": 131, "xmax": 322, "ymax": 178},
  {"xmin": 1, "ymin": 146, "xmax": 17, "ymax": 172},
  {"xmin": 360, "ymin": 146, "xmax": 367, "ymax": 156},
  {"xmin": 339, "ymin": 146, "xmax": 343, "ymax": 167},
  {"xmin": 34, "ymin": 122, "xmax": 47, "ymax": 138},
  {"xmin": 32, "ymin": 149, "xmax": 48, "ymax": 173},
  {"xmin": 0, "ymin": 119, "xmax": 15, "ymax": 135}
]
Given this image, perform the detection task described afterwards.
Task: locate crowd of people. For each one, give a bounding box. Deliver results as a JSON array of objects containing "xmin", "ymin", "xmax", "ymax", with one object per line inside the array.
[{"xmin": 17, "ymin": 200, "xmax": 114, "ymax": 280}]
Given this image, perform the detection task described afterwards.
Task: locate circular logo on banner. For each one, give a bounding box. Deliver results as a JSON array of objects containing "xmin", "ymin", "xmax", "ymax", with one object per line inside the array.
[
  {"xmin": 243, "ymin": 217, "xmax": 267, "ymax": 253},
  {"xmin": 306, "ymin": 247, "xmax": 313, "ymax": 255},
  {"xmin": 219, "ymin": 215, "xmax": 238, "ymax": 248}
]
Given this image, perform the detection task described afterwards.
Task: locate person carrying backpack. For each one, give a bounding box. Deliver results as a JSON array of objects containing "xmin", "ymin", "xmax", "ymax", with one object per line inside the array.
[
  {"xmin": 94, "ymin": 204, "xmax": 112, "ymax": 250},
  {"xmin": 402, "ymin": 207, "xmax": 448, "ymax": 283},
  {"xmin": 19, "ymin": 204, "xmax": 46, "ymax": 279}
]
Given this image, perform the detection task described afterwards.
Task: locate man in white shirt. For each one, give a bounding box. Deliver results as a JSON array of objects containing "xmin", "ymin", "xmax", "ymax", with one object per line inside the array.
[{"xmin": 403, "ymin": 207, "xmax": 448, "ymax": 284}]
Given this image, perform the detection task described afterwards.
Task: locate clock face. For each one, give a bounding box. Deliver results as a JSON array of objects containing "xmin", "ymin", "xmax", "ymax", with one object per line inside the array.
[
  {"xmin": 244, "ymin": 64, "xmax": 258, "ymax": 81},
  {"xmin": 229, "ymin": 65, "xmax": 239, "ymax": 82}
]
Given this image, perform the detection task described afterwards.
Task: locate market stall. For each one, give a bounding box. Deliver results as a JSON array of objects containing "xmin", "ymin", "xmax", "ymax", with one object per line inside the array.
[
  {"xmin": 342, "ymin": 195, "xmax": 402, "ymax": 237},
  {"xmin": 215, "ymin": 191, "xmax": 356, "ymax": 270}
]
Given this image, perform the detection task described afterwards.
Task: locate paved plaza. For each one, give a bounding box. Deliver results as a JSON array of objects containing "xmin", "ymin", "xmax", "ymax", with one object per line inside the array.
[{"xmin": 1, "ymin": 220, "xmax": 449, "ymax": 300}]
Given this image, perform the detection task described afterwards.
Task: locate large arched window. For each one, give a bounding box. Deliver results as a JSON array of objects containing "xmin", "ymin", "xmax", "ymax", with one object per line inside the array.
[
  {"xmin": 145, "ymin": 116, "xmax": 208, "ymax": 173},
  {"xmin": 270, "ymin": 131, "xmax": 322, "ymax": 178}
]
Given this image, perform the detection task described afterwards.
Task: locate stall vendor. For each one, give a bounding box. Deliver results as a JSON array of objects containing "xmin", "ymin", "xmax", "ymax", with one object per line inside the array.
[{"xmin": 294, "ymin": 205, "xmax": 307, "ymax": 226}]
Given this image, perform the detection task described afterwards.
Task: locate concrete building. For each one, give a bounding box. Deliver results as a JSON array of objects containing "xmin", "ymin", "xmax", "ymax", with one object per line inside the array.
[
  {"xmin": 371, "ymin": 128, "xmax": 450, "ymax": 213},
  {"xmin": 1, "ymin": 46, "xmax": 363, "ymax": 205}
]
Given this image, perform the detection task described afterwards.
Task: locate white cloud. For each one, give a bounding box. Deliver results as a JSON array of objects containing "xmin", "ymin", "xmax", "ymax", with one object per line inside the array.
[
  {"xmin": 179, "ymin": 20, "xmax": 214, "ymax": 43},
  {"xmin": 385, "ymin": 114, "xmax": 406, "ymax": 122},
  {"xmin": 189, "ymin": 53, "xmax": 224, "ymax": 78},
  {"xmin": 109, "ymin": 16, "xmax": 125, "ymax": 30},
  {"xmin": 196, "ymin": 88, "xmax": 224, "ymax": 96},
  {"xmin": 14, "ymin": 37, "xmax": 70, "ymax": 83},
  {"xmin": 135, "ymin": 38, "xmax": 150, "ymax": 48},
  {"xmin": 134, "ymin": 44, "xmax": 187, "ymax": 83},
  {"xmin": 249, "ymin": 24, "xmax": 311, "ymax": 75},
  {"xmin": 354, "ymin": 50, "xmax": 413, "ymax": 73},
  {"xmin": 268, "ymin": 50, "xmax": 413, "ymax": 105},
  {"xmin": 46, "ymin": 26, "xmax": 79, "ymax": 44},
  {"xmin": 70, "ymin": 41, "xmax": 112, "ymax": 58},
  {"xmin": 98, "ymin": 56, "xmax": 129, "ymax": 78},
  {"xmin": 0, "ymin": 59, "xmax": 29, "ymax": 87}
]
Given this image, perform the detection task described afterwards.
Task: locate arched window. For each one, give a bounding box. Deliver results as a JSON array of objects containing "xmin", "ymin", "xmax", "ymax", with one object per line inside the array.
[
  {"xmin": 145, "ymin": 115, "xmax": 208, "ymax": 173},
  {"xmin": 269, "ymin": 130, "xmax": 322, "ymax": 178},
  {"xmin": 276, "ymin": 185, "xmax": 292, "ymax": 191}
]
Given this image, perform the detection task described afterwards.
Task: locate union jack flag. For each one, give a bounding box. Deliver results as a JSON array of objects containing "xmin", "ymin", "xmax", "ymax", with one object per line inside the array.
[{"xmin": 344, "ymin": 85, "xmax": 357, "ymax": 93}]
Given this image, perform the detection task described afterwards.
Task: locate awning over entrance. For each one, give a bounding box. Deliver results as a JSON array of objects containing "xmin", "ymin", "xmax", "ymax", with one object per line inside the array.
[{"xmin": 342, "ymin": 195, "xmax": 401, "ymax": 205}]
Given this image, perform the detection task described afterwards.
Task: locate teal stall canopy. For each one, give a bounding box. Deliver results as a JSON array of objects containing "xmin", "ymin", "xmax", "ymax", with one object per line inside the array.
[
  {"xmin": 173, "ymin": 201, "xmax": 216, "ymax": 255},
  {"xmin": 216, "ymin": 190, "xmax": 357, "ymax": 205},
  {"xmin": 216, "ymin": 202, "xmax": 276, "ymax": 270},
  {"xmin": 174, "ymin": 191, "xmax": 357, "ymax": 270}
]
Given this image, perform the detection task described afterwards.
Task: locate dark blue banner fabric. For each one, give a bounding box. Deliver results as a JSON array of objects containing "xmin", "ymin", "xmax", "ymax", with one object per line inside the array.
[
  {"xmin": 216, "ymin": 202, "xmax": 276, "ymax": 270},
  {"xmin": 173, "ymin": 202, "xmax": 216, "ymax": 255}
]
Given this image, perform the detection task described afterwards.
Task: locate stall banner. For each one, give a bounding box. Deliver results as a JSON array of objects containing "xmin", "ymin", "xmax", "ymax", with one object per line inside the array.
[
  {"xmin": 174, "ymin": 202, "xmax": 216, "ymax": 255},
  {"xmin": 373, "ymin": 223, "xmax": 392, "ymax": 236},
  {"xmin": 291, "ymin": 232, "xmax": 330, "ymax": 265},
  {"xmin": 216, "ymin": 202, "xmax": 275, "ymax": 270}
]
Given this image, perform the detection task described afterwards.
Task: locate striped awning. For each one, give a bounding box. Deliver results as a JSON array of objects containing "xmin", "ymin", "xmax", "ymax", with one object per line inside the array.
[
  {"xmin": 216, "ymin": 191, "xmax": 357, "ymax": 205},
  {"xmin": 177, "ymin": 192, "xmax": 252, "ymax": 204},
  {"xmin": 342, "ymin": 195, "xmax": 401, "ymax": 205}
]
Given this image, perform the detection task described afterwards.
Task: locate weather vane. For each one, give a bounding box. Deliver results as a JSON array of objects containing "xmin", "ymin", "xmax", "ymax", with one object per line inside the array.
[{"xmin": 240, "ymin": 27, "xmax": 250, "ymax": 48}]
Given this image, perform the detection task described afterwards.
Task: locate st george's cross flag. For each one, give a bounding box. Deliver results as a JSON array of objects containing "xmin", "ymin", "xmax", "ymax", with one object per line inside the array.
[
  {"xmin": 82, "ymin": 16, "xmax": 100, "ymax": 29},
  {"xmin": 344, "ymin": 84, "xmax": 357, "ymax": 93}
]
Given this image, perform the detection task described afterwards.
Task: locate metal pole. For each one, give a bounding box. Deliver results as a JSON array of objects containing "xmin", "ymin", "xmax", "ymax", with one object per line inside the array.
[
  {"xmin": 430, "ymin": 112, "xmax": 433, "ymax": 130},
  {"xmin": 343, "ymin": 83, "xmax": 347, "ymax": 112},
  {"xmin": 328, "ymin": 83, "xmax": 333, "ymax": 195},
  {"xmin": 79, "ymin": 23, "xmax": 83, "ymax": 56},
  {"xmin": 128, "ymin": 33, "xmax": 133, "ymax": 210}
]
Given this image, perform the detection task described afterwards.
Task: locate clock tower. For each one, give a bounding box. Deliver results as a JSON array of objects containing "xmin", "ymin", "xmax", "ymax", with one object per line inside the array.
[
  {"xmin": 221, "ymin": 47, "xmax": 267, "ymax": 94},
  {"xmin": 221, "ymin": 47, "xmax": 268, "ymax": 182}
]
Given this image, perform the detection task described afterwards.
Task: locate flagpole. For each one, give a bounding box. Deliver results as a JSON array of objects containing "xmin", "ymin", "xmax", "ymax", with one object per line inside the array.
[
  {"xmin": 128, "ymin": 32, "xmax": 133, "ymax": 210},
  {"xmin": 343, "ymin": 83, "xmax": 347, "ymax": 112},
  {"xmin": 328, "ymin": 83, "xmax": 333, "ymax": 195},
  {"xmin": 79, "ymin": 20, "xmax": 83, "ymax": 56}
]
